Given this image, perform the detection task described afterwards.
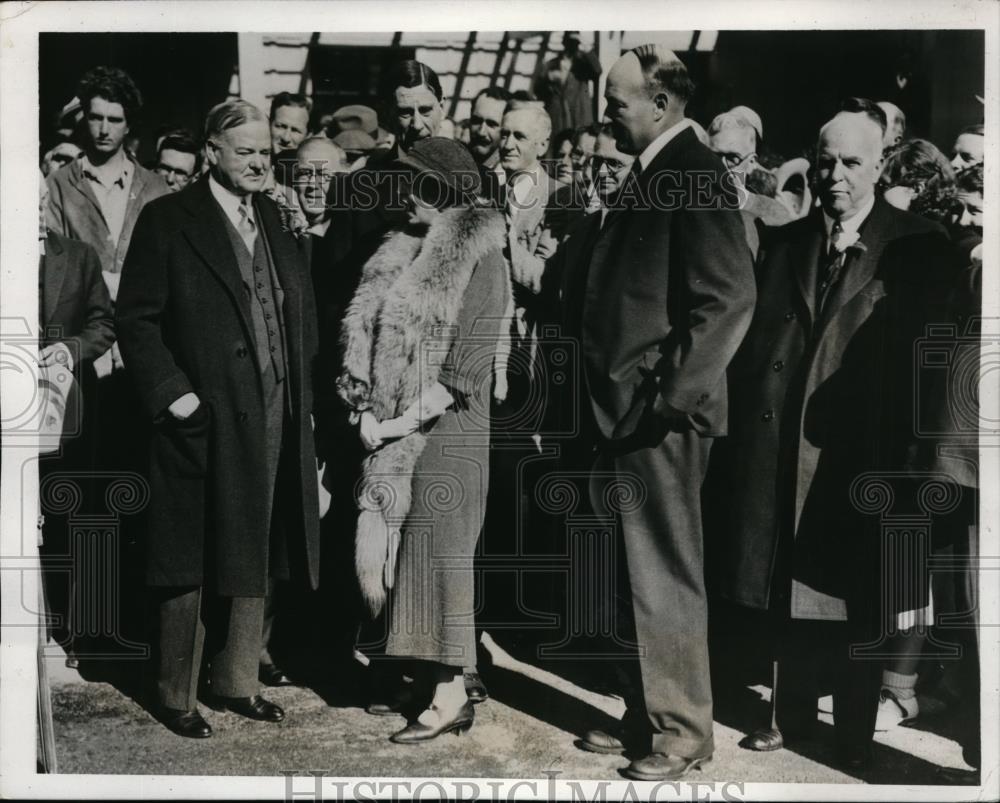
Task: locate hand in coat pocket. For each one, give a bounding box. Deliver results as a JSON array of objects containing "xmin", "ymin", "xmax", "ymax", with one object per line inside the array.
[{"xmin": 154, "ymin": 398, "xmax": 210, "ymax": 477}]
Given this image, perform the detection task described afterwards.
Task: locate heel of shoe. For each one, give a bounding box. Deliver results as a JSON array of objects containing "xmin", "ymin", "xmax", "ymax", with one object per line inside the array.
[{"xmin": 453, "ymin": 722, "xmax": 473, "ymax": 736}]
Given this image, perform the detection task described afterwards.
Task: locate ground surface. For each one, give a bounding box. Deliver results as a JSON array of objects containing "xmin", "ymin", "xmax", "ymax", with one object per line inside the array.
[{"xmin": 44, "ymin": 635, "xmax": 979, "ymax": 785}]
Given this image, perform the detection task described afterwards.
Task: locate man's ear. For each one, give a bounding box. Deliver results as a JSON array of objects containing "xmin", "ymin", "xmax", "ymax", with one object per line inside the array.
[
  {"xmin": 204, "ymin": 139, "xmax": 219, "ymax": 167},
  {"xmin": 653, "ymin": 91, "xmax": 671, "ymax": 120}
]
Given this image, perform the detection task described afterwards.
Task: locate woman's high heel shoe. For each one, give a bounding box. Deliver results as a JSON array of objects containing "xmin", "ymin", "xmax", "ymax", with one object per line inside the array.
[{"xmin": 389, "ymin": 701, "xmax": 475, "ymax": 744}]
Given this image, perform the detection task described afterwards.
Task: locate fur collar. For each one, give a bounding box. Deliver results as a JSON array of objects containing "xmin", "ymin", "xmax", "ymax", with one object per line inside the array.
[{"xmin": 338, "ymin": 204, "xmax": 506, "ymax": 615}]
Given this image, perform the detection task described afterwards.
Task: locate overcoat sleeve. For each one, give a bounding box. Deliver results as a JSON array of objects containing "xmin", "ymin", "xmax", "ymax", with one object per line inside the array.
[{"xmin": 116, "ymin": 204, "xmax": 195, "ymax": 419}]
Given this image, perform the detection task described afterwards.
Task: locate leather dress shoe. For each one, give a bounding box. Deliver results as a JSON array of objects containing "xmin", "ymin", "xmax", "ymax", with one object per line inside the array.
[
  {"xmin": 366, "ymin": 685, "xmax": 415, "ymax": 716},
  {"xmin": 836, "ymin": 743, "xmax": 873, "ymax": 772},
  {"xmin": 160, "ymin": 707, "xmax": 212, "ymax": 738},
  {"xmin": 624, "ymin": 752, "xmax": 712, "ymax": 781},
  {"xmin": 259, "ymin": 662, "xmax": 294, "ymax": 687},
  {"xmin": 389, "ymin": 701, "xmax": 475, "ymax": 744},
  {"xmin": 463, "ymin": 672, "xmax": 489, "ymax": 704},
  {"xmin": 223, "ymin": 694, "xmax": 285, "ymax": 722},
  {"xmin": 740, "ymin": 727, "xmax": 786, "ymax": 752},
  {"xmin": 581, "ymin": 728, "xmax": 628, "ymax": 755}
]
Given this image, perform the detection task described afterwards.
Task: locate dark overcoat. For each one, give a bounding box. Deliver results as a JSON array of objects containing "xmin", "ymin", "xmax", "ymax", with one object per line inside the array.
[
  {"xmin": 708, "ymin": 198, "xmax": 957, "ymax": 618},
  {"xmin": 116, "ymin": 177, "xmax": 321, "ymax": 596}
]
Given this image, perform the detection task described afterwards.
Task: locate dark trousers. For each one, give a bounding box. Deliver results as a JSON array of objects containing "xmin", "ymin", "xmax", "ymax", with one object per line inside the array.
[
  {"xmin": 769, "ymin": 616, "xmax": 882, "ymax": 751},
  {"xmin": 157, "ymin": 586, "xmax": 265, "ymax": 710},
  {"xmin": 590, "ymin": 428, "xmax": 714, "ymax": 759}
]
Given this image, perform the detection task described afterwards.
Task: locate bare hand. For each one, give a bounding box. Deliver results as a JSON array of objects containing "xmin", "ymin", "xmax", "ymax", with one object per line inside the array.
[
  {"xmin": 359, "ymin": 411, "xmax": 384, "ymax": 451},
  {"xmin": 534, "ymin": 228, "xmax": 557, "ymax": 259},
  {"xmin": 403, "ymin": 382, "xmax": 454, "ymax": 424},
  {"xmin": 168, "ymin": 392, "xmax": 201, "ymax": 421}
]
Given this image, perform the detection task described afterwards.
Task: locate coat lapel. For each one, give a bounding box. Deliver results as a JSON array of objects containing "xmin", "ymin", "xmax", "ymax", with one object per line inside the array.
[
  {"xmin": 818, "ymin": 198, "xmax": 891, "ymax": 330},
  {"xmin": 65, "ymin": 161, "xmax": 108, "ymax": 230},
  {"xmin": 42, "ymin": 233, "xmax": 66, "ymax": 327},
  {"xmin": 792, "ymin": 212, "xmax": 825, "ymax": 328},
  {"xmin": 180, "ymin": 179, "xmax": 255, "ymax": 342}
]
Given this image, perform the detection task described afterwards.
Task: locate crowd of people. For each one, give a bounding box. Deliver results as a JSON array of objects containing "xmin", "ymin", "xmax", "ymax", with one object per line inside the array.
[{"xmin": 38, "ymin": 40, "xmax": 984, "ymax": 781}]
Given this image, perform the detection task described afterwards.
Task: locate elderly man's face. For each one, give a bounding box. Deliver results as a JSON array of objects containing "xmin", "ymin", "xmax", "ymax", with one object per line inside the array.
[
  {"xmin": 499, "ymin": 109, "xmax": 549, "ymax": 174},
  {"xmin": 293, "ymin": 140, "xmax": 349, "ymax": 224},
  {"xmin": 207, "ymin": 120, "xmax": 271, "ymax": 196},
  {"xmin": 709, "ymin": 126, "xmax": 758, "ymax": 175},
  {"xmin": 591, "ymin": 132, "xmax": 635, "ymax": 202},
  {"xmin": 604, "ymin": 54, "xmax": 662, "ymax": 156},
  {"xmin": 86, "ymin": 96, "xmax": 129, "ymax": 156},
  {"xmin": 469, "ymin": 95, "xmax": 507, "ymax": 161},
  {"xmin": 270, "ymin": 105, "xmax": 310, "ymax": 154},
  {"xmin": 815, "ymin": 113, "xmax": 884, "ymax": 220},
  {"xmin": 156, "ymin": 148, "xmax": 197, "ymax": 192},
  {"xmin": 394, "ymin": 85, "xmax": 444, "ymax": 153},
  {"xmin": 951, "ymin": 133, "xmax": 984, "ymax": 171}
]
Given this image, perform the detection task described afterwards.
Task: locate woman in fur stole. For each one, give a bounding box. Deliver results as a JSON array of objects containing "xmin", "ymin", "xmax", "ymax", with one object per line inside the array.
[{"xmin": 337, "ymin": 138, "xmax": 512, "ymax": 742}]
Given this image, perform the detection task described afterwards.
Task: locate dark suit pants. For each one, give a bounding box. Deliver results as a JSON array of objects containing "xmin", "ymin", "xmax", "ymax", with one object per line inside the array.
[
  {"xmin": 590, "ymin": 428, "xmax": 714, "ymax": 759},
  {"xmin": 771, "ymin": 616, "xmax": 882, "ymax": 753},
  {"xmin": 157, "ymin": 586, "xmax": 265, "ymax": 711}
]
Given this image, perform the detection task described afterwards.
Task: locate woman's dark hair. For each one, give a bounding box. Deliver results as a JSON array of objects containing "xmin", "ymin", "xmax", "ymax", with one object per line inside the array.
[
  {"xmin": 955, "ymin": 163, "xmax": 984, "ymax": 195},
  {"xmin": 77, "ymin": 66, "xmax": 143, "ymax": 123},
  {"xmin": 384, "ymin": 60, "xmax": 444, "ymax": 102},
  {"xmin": 879, "ymin": 139, "xmax": 958, "ymax": 223}
]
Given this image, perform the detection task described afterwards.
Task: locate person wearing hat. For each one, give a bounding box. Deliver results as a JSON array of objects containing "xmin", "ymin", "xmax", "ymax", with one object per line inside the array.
[
  {"xmin": 329, "ymin": 104, "xmax": 379, "ymax": 139},
  {"xmin": 337, "ymin": 137, "xmax": 512, "ymax": 743},
  {"xmin": 331, "ymin": 129, "xmax": 375, "ymax": 168},
  {"xmin": 532, "ymin": 31, "xmax": 602, "ymax": 139}
]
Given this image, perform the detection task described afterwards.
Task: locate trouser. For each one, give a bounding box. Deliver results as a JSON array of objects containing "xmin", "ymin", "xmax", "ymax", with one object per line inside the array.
[
  {"xmin": 770, "ymin": 615, "xmax": 882, "ymax": 751},
  {"xmin": 157, "ymin": 586, "xmax": 265, "ymax": 711},
  {"xmin": 590, "ymin": 428, "xmax": 715, "ymax": 759}
]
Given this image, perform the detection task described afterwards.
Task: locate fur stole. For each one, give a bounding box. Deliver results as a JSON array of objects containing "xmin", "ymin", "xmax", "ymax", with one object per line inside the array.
[{"xmin": 337, "ymin": 205, "xmax": 507, "ymax": 615}]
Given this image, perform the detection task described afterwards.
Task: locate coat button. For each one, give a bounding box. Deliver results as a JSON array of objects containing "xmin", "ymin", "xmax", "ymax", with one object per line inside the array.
[
  {"xmin": 236, "ymin": 345, "xmax": 248, "ymax": 358},
  {"xmin": 761, "ymin": 409, "xmax": 775, "ymax": 422},
  {"xmin": 237, "ymin": 411, "xmax": 249, "ymax": 423},
  {"xmin": 772, "ymin": 360, "xmax": 784, "ymax": 372},
  {"xmin": 784, "ymin": 311, "xmax": 796, "ymax": 321}
]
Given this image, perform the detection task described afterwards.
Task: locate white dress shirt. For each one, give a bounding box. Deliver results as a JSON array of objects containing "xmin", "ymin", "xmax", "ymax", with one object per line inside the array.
[
  {"xmin": 209, "ymin": 174, "xmax": 257, "ymax": 249},
  {"xmin": 822, "ymin": 193, "xmax": 875, "ymax": 247},
  {"xmin": 636, "ymin": 118, "xmax": 693, "ymax": 175}
]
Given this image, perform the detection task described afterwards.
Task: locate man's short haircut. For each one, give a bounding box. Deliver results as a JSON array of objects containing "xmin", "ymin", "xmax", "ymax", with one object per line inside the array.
[
  {"xmin": 270, "ymin": 92, "xmax": 312, "ymax": 121},
  {"xmin": 204, "ymin": 99, "xmax": 267, "ymax": 142},
  {"xmin": 504, "ymin": 104, "xmax": 552, "ymax": 140},
  {"xmin": 839, "ymin": 97, "xmax": 887, "ymax": 136},
  {"xmin": 158, "ymin": 130, "xmax": 203, "ymax": 172},
  {"xmin": 955, "ymin": 163, "xmax": 983, "ymax": 195},
  {"xmin": 509, "ymin": 89, "xmax": 536, "ymax": 103},
  {"xmin": 385, "ymin": 60, "xmax": 444, "ymax": 103},
  {"xmin": 474, "ymin": 86, "xmax": 512, "ymax": 104},
  {"xmin": 708, "ymin": 111, "xmax": 760, "ymax": 152},
  {"xmin": 630, "ymin": 45, "xmax": 695, "ymax": 105},
  {"xmin": 77, "ymin": 66, "xmax": 143, "ymax": 122},
  {"xmin": 960, "ymin": 123, "xmax": 984, "ymax": 137},
  {"xmin": 572, "ymin": 122, "xmax": 603, "ymax": 146}
]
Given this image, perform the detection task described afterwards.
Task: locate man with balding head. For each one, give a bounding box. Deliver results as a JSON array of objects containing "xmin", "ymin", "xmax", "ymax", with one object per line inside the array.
[
  {"xmin": 708, "ymin": 99, "xmax": 956, "ymax": 769},
  {"xmin": 569, "ymin": 46, "xmax": 754, "ymax": 780}
]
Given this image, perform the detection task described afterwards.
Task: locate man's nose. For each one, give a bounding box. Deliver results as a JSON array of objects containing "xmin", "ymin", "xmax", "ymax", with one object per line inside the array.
[
  {"xmin": 951, "ymin": 155, "xmax": 963, "ymax": 169},
  {"xmin": 830, "ymin": 160, "xmax": 846, "ymax": 182},
  {"xmin": 959, "ymin": 208, "xmax": 973, "ymax": 227}
]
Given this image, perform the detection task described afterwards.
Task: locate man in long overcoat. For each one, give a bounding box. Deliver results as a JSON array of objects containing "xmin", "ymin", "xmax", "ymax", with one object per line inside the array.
[
  {"xmin": 117, "ymin": 99, "xmax": 320, "ymax": 738},
  {"xmin": 706, "ymin": 100, "xmax": 957, "ymax": 768}
]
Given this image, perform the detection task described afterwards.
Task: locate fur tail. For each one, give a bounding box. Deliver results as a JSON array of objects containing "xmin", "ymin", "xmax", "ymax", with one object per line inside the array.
[{"xmin": 355, "ymin": 509, "xmax": 390, "ymax": 616}]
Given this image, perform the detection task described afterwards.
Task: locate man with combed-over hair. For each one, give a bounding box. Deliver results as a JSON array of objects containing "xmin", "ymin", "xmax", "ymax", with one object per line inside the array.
[{"xmin": 117, "ymin": 99, "xmax": 321, "ymax": 739}]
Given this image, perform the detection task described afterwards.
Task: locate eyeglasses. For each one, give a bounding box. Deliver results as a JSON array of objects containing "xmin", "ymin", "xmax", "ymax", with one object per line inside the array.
[
  {"xmin": 293, "ymin": 167, "xmax": 338, "ymax": 184},
  {"xmin": 590, "ymin": 156, "xmax": 630, "ymax": 174},
  {"xmin": 714, "ymin": 150, "xmax": 755, "ymax": 170}
]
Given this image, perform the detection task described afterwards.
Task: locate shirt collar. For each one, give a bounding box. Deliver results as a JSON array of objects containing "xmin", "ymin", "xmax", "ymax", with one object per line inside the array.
[
  {"xmin": 637, "ymin": 118, "xmax": 692, "ymax": 174},
  {"xmin": 209, "ymin": 174, "xmax": 254, "ymax": 226},
  {"xmin": 506, "ymin": 163, "xmax": 546, "ymax": 212},
  {"xmin": 306, "ymin": 218, "xmax": 331, "ymax": 238},
  {"xmin": 823, "ymin": 194, "xmax": 875, "ymax": 241},
  {"xmin": 80, "ymin": 151, "xmax": 131, "ymax": 186}
]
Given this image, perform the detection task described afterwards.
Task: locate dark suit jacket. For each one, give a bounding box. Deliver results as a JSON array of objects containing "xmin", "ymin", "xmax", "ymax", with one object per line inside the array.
[
  {"xmin": 41, "ymin": 231, "xmax": 115, "ymax": 364},
  {"xmin": 576, "ymin": 125, "xmax": 756, "ymax": 445},
  {"xmin": 116, "ymin": 177, "xmax": 320, "ymax": 596},
  {"xmin": 708, "ymin": 198, "xmax": 958, "ymax": 617}
]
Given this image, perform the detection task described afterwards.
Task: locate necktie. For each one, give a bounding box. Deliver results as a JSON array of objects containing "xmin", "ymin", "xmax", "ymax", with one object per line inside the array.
[
  {"xmin": 237, "ymin": 197, "xmax": 257, "ymax": 252},
  {"xmin": 818, "ymin": 219, "xmax": 845, "ymax": 313}
]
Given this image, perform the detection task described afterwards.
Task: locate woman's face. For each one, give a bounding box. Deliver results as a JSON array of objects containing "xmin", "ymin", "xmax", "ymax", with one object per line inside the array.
[
  {"xmin": 556, "ymin": 138, "xmax": 574, "ymax": 182},
  {"xmin": 406, "ymin": 191, "xmax": 441, "ymax": 226}
]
